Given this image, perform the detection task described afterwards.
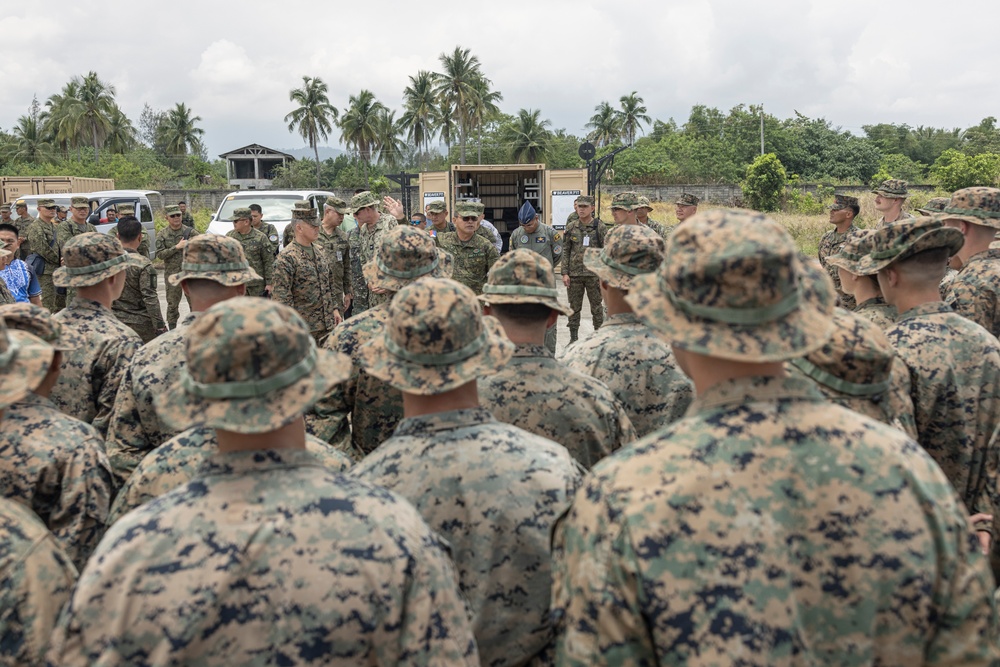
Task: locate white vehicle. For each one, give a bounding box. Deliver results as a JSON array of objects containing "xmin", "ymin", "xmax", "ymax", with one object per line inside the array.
[{"xmin": 207, "ymin": 190, "xmax": 357, "ymax": 240}]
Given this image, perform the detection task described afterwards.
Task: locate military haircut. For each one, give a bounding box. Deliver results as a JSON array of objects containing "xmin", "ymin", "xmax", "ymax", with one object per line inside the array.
[
  {"xmin": 0, "ymin": 223, "xmax": 17, "ymax": 236},
  {"xmin": 847, "ymin": 203, "xmax": 860, "ymax": 217},
  {"xmin": 117, "ymin": 216, "xmax": 142, "ymax": 243},
  {"xmin": 182, "ymin": 277, "xmax": 245, "ymax": 300},
  {"xmin": 891, "ymin": 247, "xmax": 951, "ymax": 282},
  {"xmin": 249, "ymin": 203, "xmax": 262, "ymax": 214},
  {"xmin": 489, "ymin": 302, "xmax": 554, "ymax": 324}
]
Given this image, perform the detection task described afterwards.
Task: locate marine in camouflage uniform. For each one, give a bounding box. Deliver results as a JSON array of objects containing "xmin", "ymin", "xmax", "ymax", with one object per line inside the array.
[
  {"xmin": 562, "ymin": 194, "xmax": 607, "ymax": 342},
  {"xmin": 314, "ymin": 226, "xmax": 454, "ymax": 455},
  {"xmin": 636, "ymin": 195, "xmax": 672, "ymax": 238},
  {"xmin": 178, "ymin": 201, "xmax": 195, "ymax": 228},
  {"xmin": 424, "ymin": 199, "xmax": 456, "ymax": 238},
  {"xmin": 109, "ymin": 221, "xmax": 150, "ymax": 258},
  {"xmin": 941, "ymin": 187, "xmax": 1000, "ymax": 338},
  {"xmin": 0, "ymin": 496, "xmax": 76, "ymax": 667},
  {"xmin": 224, "ymin": 207, "xmax": 274, "ymax": 297},
  {"xmin": 855, "ymin": 216, "xmax": 1000, "ymax": 552},
  {"xmin": 25, "ymin": 198, "xmax": 63, "ymax": 312},
  {"xmin": 817, "ymin": 193, "xmax": 860, "ymax": 310},
  {"xmin": 873, "ymin": 178, "xmax": 916, "ymax": 229},
  {"xmin": 470, "ymin": 200, "xmax": 503, "ymax": 252},
  {"xmin": 12, "ymin": 200, "xmax": 33, "ymax": 259},
  {"xmin": 825, "ymin": 229, "xmax": 897, "ymax": 329},
  {"xmin": 478, "ymin": 249, "xmax": 636, "ymax": 469},
  {"xmin": 317, "ymin": 196, "xmax": 353, "ymax": 312},
  {"xmin": 353, "ymin": 277, "xmax": 584, "ymax": 667},
  {"xmin": 273, "ymin": 205, "xmax": 342, "ymax": 343},
  {"xmin": 250, "ymin": 206, "xmax": 280, "ymax": 255},
  {"xmin": 156, "ymin": 204, "xmax": 197, "ymax": 328},
  {"xmin": 552, "ymin": 208, "xmax": 1000, "ymax": 666},
  {"xmin": 564, "ymin": 224, "xmax": 693, "ymax": 438},
  {"xmin": 509, "ymin": 200, "xmax": 563, "ymax": 353},
  {"xmin": 55, "ymin": 196, "xmax": 100, "ymax": 305},
  {"xmin": 48, "ymin": 297, "xmax": 478, "ymax": 666},
  {"xmin": 111, "ymin": 218, "xmax": 166, "ymax": 343},
  {"xmin": 436, "ymin": 201, "xmax": 499, "ymax": 295},
  {"xmin": 348, "ymin": 191, "xmax": 400, "ymax": 314},
  {"xmin": 51, "ymin": 233, "xmax": 143, "ymax": 439}
]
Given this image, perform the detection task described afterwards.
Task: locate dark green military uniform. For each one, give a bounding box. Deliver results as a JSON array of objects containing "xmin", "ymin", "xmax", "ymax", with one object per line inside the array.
[
  {"xmin": 180, "ymin": 210, "xmax": 195, "ymax": 228},
  {"xmin": 562, "ymin": 215, "xmax": 607, "ymax": 341},
  {"xmin": 25, "ymin": 218, "xmax": 62, "ymax": 312},
  {"xmin": 112, "ymin": 248, "xmax": 165, "ymax": 343},
  {"xmin": 226, "ymin": 228, "xmax": 274, "ymax": 297},
  {"xmin": 13, "ymin": 214, "xmax": 33, "ymax": 259},
  {"xmin": 110, "ymin": 225, "xmax": 150, "ymax": 258},
  {"xmin": 436, "ymin": 232, "xmax": 499, "ymax": 295},
  {"xmin": 317, "ymin": 226, "xmax": 351, "ymax": 312},
  {"xmin": 253, "ymin": 220, "xmax": 280, "ymax": 255},
  {"xmin": 155, "ymin": 221, "xmax": 196, "ymax": 328}
]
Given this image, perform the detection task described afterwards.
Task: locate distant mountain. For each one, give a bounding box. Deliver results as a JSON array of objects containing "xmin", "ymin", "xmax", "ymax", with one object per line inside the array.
[{"xmin": 280, "ymin": 146, "xmax": 348, "ymax": 161}]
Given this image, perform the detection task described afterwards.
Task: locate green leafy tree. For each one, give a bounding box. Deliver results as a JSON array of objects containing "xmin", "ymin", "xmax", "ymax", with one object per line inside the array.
[
  {"xmin": 104, "ymin": 106, "xmax": 138, "ymax": 154},
  {"xmin": 931, "ymin": 149, "xmax": 1000, "ymax": 190},
  {"xmin": 401, "ymin": 71, "xmax": 438, "ymax": 170},
  {"xmin": 339, "ymin": 90, "xmax": 387, "ymax": 175},
  {"xmin": 71, "ymin": 71, "xmax": 117, "ymax": 163},
  {"xmin": 743, "ymin": 153, "xmax": 787, "ymax": 212},
  {"xmin": 433, "ymin": 46, "xmax": 486, "ymax": 164},
  {"xmin": 962, "ymin": 117, "xmax": 1000, "ymax": 155},
  {"xmin": 373, "ymin": 109, "xmax": 406, "ymax": 169},
  {"xmin": 11, "ymin": 112, "xmax": 52, "ymax": 164},
  {"xmin": 616, "ymin": 91, "xmax": 650, "ymax": 145},
  {"xmin": 585, "ymin": 101, "xmax": 622, "ymax": 148},
  {"xmin": 284, "ymin": 76, "xmax": 338, "ymax": 187},
  {"xmin": 501, "ymin": 109, "xmax": 552, "ymax": 164},
  {"xmin": 162, "ymin": 103, "xmax": 205, "ymax": 157},
  {"xmin": 42, "ymin": 83, "xmax": 82, "ymax": 159},
  {"xmin": 470, "ymin": 77, "xmax": 502, "ymax": 164}
]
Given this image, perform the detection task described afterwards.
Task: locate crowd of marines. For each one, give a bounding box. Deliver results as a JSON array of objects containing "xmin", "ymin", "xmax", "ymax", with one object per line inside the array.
[{"xmin": 3, "ymin": 179, "xmax": 1000, "ymax": 665}]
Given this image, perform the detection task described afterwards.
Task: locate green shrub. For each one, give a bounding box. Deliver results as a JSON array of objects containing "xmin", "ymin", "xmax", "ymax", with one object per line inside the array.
[{"xmin": 743, "ymin": 153, "xmax": 787, "ymax": 212}]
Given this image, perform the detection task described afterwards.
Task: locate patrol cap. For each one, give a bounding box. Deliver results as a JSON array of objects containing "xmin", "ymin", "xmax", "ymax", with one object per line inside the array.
[
  {"xmin": 479, "ymin": 249, "xmax": 572, "ymax": 316},
  {"xmin": 825, "ymin": 229, "xmax": 877, "ymax": 275},
  {"xmin": 0, "ymin": 204, "xmax": 9, "ymax": 213},
  {"xmin": 469, "ymin": 200, "xmax": 485, "ymax": 215},
  {"xmin": 324, "ymin": 196, "xmax": 350, "ymax": 215},
  {"xmin": 36, "ymin": 198, "xmax": 56, "ymax": 208},
  {"xmin": 155, "ymin": 297, "xmax": 352, "ymax": 434},
  {"xmin": 0, "ymin": 303, "xmax": 76, "ymax": 351},
  {"xmin": 14, "ymin": 200, "xmax": 26, "ymax": 209},
  {"xmin": 291, "ymin": 201, "xmax": 319, "ymax": 225},
  {"xmin": 611, "ymin": 191, "xmax": 640, "ymax": 211},
  {"xmin": 230, "ymin": 207, "xmax": 252, "ymax": 221},
  {"xmin": 637, "ymin": 195, "xmax": 654, "ymax": 211},
  {"xmin": 118, "ymin": 204, "xmax": 135, "ymax": 216},
  {"xmin": 828, "ymin": 194, "xmax": 859, "ymax": 211},
  {"xmin": 917, "ymin": 197, "xmax": 950, "ymax": 215},
  {"xmin": 872, "ymin": 179, "xmax": 909, "ymax": 199},
  {"xmin": 425, "ymin": 200, "xmax": 448, "ymax": 214},
  {"xmin": 0, "ymin": 319, "xmax": 55, "ymax": 408},
  {"xmin": 362, "ymin": 226, "xmax": 454, "ymax": 292},
  {"xmin": 518, "ymin": 201, "xmax": 537, "ymax": 225},
  {"xmin": 164, "ymin": 205, "xmax": 181, "ymax": 217},
  {"xmin": 854, "ymin": 216, "xmax": 964, "ymax": 274},
  {"xmin": 167, "ymin": 235, "xmax": 262, "ymax": 287},
  {"xmin": 350, "ymin": 191, "xmax": 379, "ymax": 214},
  {"xmin": 940, "ymin": 187, "xmax": 1000, "ymax": 230},
  {"xmin": 584, "ymin": 224, "xmax": 665, "ymax": 291},
  {"xmin": 53, "ymin": 233, "xmax": 142, "ymax": 288},
  {"xmin": 455, "ymin": 201, "xmax": 479, "ymax": 218},
  {"xmin": 675, "ymin": 193, "xmax": 700, "ymax": 206},
  {"xmin": 627, "ymin": 209, "xmax": 836, "ymax": 362},
  {"xmin": 574, "ymin": 195, "xmax": 595, "ymax": 206},
  {"xmin": 70, "ymin": 196, "xmax": 89, "ymax": 209},
  {"xmin": 359, "ymin": 277, "xmax": 514, "ymax": 395}
]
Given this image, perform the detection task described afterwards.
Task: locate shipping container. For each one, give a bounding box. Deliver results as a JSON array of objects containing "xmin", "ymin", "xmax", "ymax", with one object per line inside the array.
[{"xmin": 1, "ymin": 176, "xmax": 115, "ymax": 204}]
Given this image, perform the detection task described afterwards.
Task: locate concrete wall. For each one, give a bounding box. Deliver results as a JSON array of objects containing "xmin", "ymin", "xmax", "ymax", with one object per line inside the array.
[{"xmin": 601, "ymin": 183, "xmax": 937, "ymax": 205}]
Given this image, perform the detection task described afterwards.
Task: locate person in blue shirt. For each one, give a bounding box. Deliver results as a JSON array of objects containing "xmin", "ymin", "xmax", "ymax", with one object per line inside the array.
[{"xmin": 0, "ymin": 224, "xmax": 41, "ymax": 305}]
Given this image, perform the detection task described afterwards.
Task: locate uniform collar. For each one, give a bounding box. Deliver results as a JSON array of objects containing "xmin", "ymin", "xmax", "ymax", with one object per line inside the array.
[
  {"xmin": 393, "ymin": 407, "xmax": 494, "ymax": 438},
  {"xmin": 687, "ymin": 374, "xmax": 825, "ymax": 416},
  {"xmin": 195, "ymin": 448, "xmax": 327, "ymax": 479},
  {"xmin": 896, "ymin": 301, "xmax": 953, "ymax": 322}
]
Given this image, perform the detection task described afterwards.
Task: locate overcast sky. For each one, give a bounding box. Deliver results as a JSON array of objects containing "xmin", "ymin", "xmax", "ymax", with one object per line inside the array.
[{"xmin": 3, "ymin": 0, "xmax": 997, "ymax": 158}]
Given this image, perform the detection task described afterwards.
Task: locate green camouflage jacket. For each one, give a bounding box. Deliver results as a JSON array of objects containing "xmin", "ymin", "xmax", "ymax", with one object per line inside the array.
[
  {"xmin": 945, "ymin": 248, "xmax": 1000, "ymax": 338},
  {"xmin": 435, "ymin": 232, "xmax": 499, "ymax": 295}
]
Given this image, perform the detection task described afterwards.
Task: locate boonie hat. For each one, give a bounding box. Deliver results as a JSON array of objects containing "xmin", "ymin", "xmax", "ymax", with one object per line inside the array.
[
  {"xmin": 53, "ymin": 233, "xmax": 142, "ymax": 288},
  {"xmin": 626, "ymin": 209, "xmax": 836, "ymax": 362},
  {"xmin": 155, "ymin": 297, "xmax": 352, "ymax": 434},
  {"xmin": 637, "ymin": 195, "xmax": 654, "ymax": 211},
  {"xmin": 350, "ymin": 191, "xmax": 379, "ymax": 214},
  {"xmin": 479, "ymin": 249, "xmax": 572, "ymax": 316},
  {"xmin": 363, "ymin": 226, "xmax": 454, "ymax": 292},
  {"xmin": 167, "ymin": 235, "xmax": 263, "ymax": 287},
  {"xmin": 359, "ymin": 277, "xmax": 514, "ymax": 395},
  {"xmin": 70, "ymin": 196, "xmax": 89, "ymax": 209},
  {"xmin": 425, "ymin": 200, "xmax": 448, "ymax": 214},
  {"xmin": 324, "ymin": 196, "xmax": 350, "ymax": 215},
  {"xmin": 939, "ymin": 187, "xmax": 1000, "ymax": 230},
  {"xmin": 825, "ymin": 229, "xmax": 877, "ymax": 275},
  {"xmin": 0, "ymin": 303, "xmax": 75, "ymax": 350},
  {"xmin": 854, "ymin": 216, "xmax": 964, "ymax": 275},
  {"xmin": 0, "ymin": 319, "xmax": 54, "ymax": 409},
  {"xmin": 917, "ymin": 197, "xmax": 950, "ymax": 215},
  {"xmin": 584, "ymin": 224, "xmax": 665, "ymax": 290},
  {"xmin": 872, "ymin": 179, "xmax": 909, "ymax": 199},
  {"xmin": 828, "ymin": 194, "xmax": 859, "ymax": 210},
  {"xmin": 675, "ymin": 193, "xmax": 700, "ymax": 206},
  {"xmin": 611, "ymin": 192, "xmax": 640, "ymax": 211}
]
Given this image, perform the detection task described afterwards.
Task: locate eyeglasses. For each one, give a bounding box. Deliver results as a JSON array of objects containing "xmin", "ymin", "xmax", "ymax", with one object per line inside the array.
[
  {"xmin": 410, "ymin": 219, "xmax": 424, "ymax": 225},
  {"xmin": 168, "ymin": 214, "xmax": 181, "ymax": 218},
  {"xmin": 40, "ymin": 206, "xmax": 57, "ymax": 210},
  {"xmin": 461, "ymin": 215, "xmax": 478, "ymax": 222}
]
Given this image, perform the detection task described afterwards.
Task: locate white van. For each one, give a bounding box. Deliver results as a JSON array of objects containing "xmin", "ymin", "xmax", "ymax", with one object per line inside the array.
[{"xmin": 207, "ymin": 190, "xmax": 356, "ymax": 239}]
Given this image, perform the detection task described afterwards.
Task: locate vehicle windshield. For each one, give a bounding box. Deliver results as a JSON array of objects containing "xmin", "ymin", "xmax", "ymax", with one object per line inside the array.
[{"xmin": 216, "ymin": 195, "xmax": 305, "ymax": 222}]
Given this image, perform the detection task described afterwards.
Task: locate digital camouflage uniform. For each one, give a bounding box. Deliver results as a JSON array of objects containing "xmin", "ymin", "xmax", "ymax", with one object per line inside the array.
[
  {"xmin": 509, "ymin": 206, "xmax": 563, "ymax": 353},
  {"xmin": 253, "ymin": 219, "xmax": 280, "ymax": 255},
  {"xmin": 435, "ymin": 231, "xmax": 498, "ymax": 295},
  {"xmin": 348, "ymin": 191, "xmax": 399, "ymax": 314},
  {"xmin": 636, "ymin": 195, "xmax": 672, "ymax": 239},
  {"xmin": 564, "ymin": 224, "xmax": 693, "ymax": 438},
  {"xmin": 318, "ymin": 227, "xmax": 351, "ymax": 312},
  {"xmin": 825, "ymin": 228, "xmax": 896, "ymax": 328},
  {"xmin": 111, "ymin": 247, "xmax": 165, "ymax": 343},
  {"xmin": 25, "ymin": 214, "xmax": 62, "ymax": 312},
  {"xmin": 109, "ymin": 224, "xmax": 150, "ymax": 258},
  {"xmin": 226, "ymin": 227, "xmax": 274, "ymax": 297},
  {"xmin": 13, "ymin": 207, "xmax": 33, "ymax": 259},
  {"xmin": 273, "ymin": 223, "xmax": 342, "ymax": 343},
  {"xmin": 108, "ymin": 427, "xmax": 354, "ymax": 524},
  {"xmin": 562, "ymin": 202, "xmax": 607, "ymax": 341},
  {"xmin": 106, "ymin": 235, "xmax": 263, "ymax": 485},
  {"xmin": 942, "ymin": 187, "xmax": 1000, "ymax": 338},
  {"xmin": 0, "ymin": 496, "xmax": 76, "ymax": 667},
  {"xmin": 818, "ymin": 224, "xmax": 858, "ymax": 309},
  {"xmin": 55, "ymin": 213, "xmax": 98, "ymax": 305},
  {"xmin": 51, "ymin": 234, "xmax": 144, "ymax": 438},
  {"xmin": 854, "ymin": 295, "xmax": 897, "ymax": 329},
  {"xmin": 180, "ymin": 208, "xmax": 195, "ymax": 228},
  {"xmin": 552, "ymin": 209, "xmax": 1000, "ymax": 666},
  {"xmin": 155, "ymin": 209, "xmax": 196, "ymax": 328},
  {"xmin": 353, "ymin": 277, "xmax": 583, "ymax": 666}
]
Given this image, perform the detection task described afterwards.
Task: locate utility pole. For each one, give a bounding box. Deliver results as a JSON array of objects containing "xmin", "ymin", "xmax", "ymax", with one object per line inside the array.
[{"xmin": 760, "ymin": 104, "xmax": 765, "ymax": 156}]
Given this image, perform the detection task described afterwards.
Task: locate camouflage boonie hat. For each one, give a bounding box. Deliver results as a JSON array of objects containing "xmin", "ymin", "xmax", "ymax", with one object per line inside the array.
[
  {"xmin": 167, "ymin": 235, "xmax": 263, "ymax": 287},
  {"xmin": 0, "ymin": 303, "xmax": 75, "ymax": 351},
  {"xmin": 455, "ymin": 201, "xmax": 479, "ymax": 218},
  {"xmin": 324, "ymin": 196, "xmax": 349, "ymax": 215},
  {"xmin": 940, "ymin": 187, "xmax": 1000, "ymax": 230},
  {"xmin": 675, "ymin": 193, "xmax": 700, "ymax": 206},
  {"xmin": 363, "ymin": 226, "xmax": 454, "ymax": 292},
  {"xmin": 584, "ymin": 224, "xmax": 665, "ymax": 291},
  {"xmin": 854, "ymin": 216, "xmax": 964, "ymax": 274},
  {"xmin": 825, "ymin": 229, "xmax": 877, "ymax": 275},
  {"xmin": 70, "ymin": 196, "xmax": 89, "ymax": 209},
  {"xmin": 350, "ymin": 191, "xmax": 379, "ymax": 214},
  {"xmin": 425, "ymin": 200, "xmax": 447, "ymax": 214},
  {"xmin": 359, "ymin": 277, "xmax": 514, "ymax": 395},
  {"xmin": 290, "ymin": 200, "xmax": 319, "ymax": 225},
  {"xmin": 479, "ymin": 249, "xmax": 572, "ymax": 316},
  {"xmin": 229, "ymin": 207, "xmax": 252, "ymax": 221},
  {"xmin": 828, "ymin": 194, "xmax": 859, "ymax": 210},
  {"xmin": 611, "ymin": 191, "xmax": 640, "ymax": 211},
  {"xmin": 917, "ymin": 197, "xmax": 950, "ymax": 215},
  {"xmin": 626, "ymin": 209, "xmax": 836, "ymax": 362},
  {"xmin": 155, "ymin": 297, "xmax": 352, "ymax": 434},
  {"xmin": 872, "ymin": 179, "xmax": 909, "ymax": 199},
  {"xmin": 36, "ymin": 198, "xmax": 55, "ymax": 208},
  {"xmin": 637, "ymin": 195, "xmax": 654, "ymax": 211},
  {"xmin": 164, "ymin": 205, "xmax": 181, "ymax": 216},
  {"xmin": 0, "ymin": 320, "xmax": 54, "ymax": 408},
  {"xmin": 53, "ymin": 233, "xmax": 142, "ymax": 288},
  {"xmin": 574, "ymin": 195, "xmax": 595, "ymax": 206}
]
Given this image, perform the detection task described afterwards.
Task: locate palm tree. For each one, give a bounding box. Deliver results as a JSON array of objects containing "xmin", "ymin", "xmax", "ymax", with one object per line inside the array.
[
  {"xmin": 373, "ymin": 109, "xmax": 406, "ymax": 169},
  {"xmin": 11, "ymin": 114, "xmax": 52, "ymax": 163},
  {"xmin": 585, "ymin": 101, "xmax": 622, "ymax": 148},
  {"xmin": 617, "ymin": 91, "xmax": 651, "ymax": 145},
  {"xmin": 71, "ymin": 71, "xmax": 117, "ymax": 163},
  {"xmin": 162, "ymin": 103, "xmax": 205, "ymax": 156},
  {"xmin": 502, "ymin": 109, "xmax": 552, "ymax": 164},
  {"xmin": 338, "ymin": 89, "xmax": 387, "ymax": 176},
  {"xmin": 105, "ymin": 106, "xmax": 138, "ymax": 154},
  {"xmin": 42, "ymin": 82, "xmax": 82, "ymax": 159},
  {"xmin": 435, "ymin": 100, "xmax": 457, "ymax": 157},
  {"xmin": 433, "ymin": 46, "xmax": 485, "ymax": 164},
  {"xmin": 401, "ymin": 71, "xmax": 438, "ymax": 170},
  {"xmin": 470, "ymin": 77, "xmax": 502, "ymax": 164},
  {"xmin": 284, "ymin": 76, "xmax": 339, "ymax": 187}
]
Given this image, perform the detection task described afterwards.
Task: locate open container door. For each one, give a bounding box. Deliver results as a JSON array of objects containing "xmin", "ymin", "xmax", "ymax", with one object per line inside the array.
[
  {"xmin": 546, "ymin": 169, "xmax": 587, "ymax": 230},
  {"xmin": 419, "ymin": 171, "xmax": 451, "ymax": 216}
]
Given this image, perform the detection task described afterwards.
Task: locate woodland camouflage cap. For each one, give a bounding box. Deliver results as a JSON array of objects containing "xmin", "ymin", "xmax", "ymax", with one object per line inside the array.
[
  {"xmin": 854, "ymin": 216, "xmax": 964, "ymax": 274},
  {"xmin": 324, "ymin": 196, "xmax": 350, "ymax": 215},
  {"xmin": 0, "ymin": 204, "xmax": 9, "ymax": 212},
  {"xmin": 479, "ymin": 249, "xmax": 572, "ymax": 315},
  {"xmin": 455, "ymin": 201, "xmax": 480, "ymax": 217},
  {"xmin": 167, "ymin": 235, "xmax": 262, "ymax": 286},
  {"xmin": 164, "ymin": 205, "xmax": 181, "ymax": 216},
  {"xmin": 359, "ymin": 277, "xmax": 514, "ymax": 395},
  {"xmin": 36, "ymin": 198, "xmax": 55, "ymax": 208},
  {"xmin": 0, "ymin": 303, "xmax": 75, "ymax": 351},
  {"xmin": 469, "ymin": 200, "xmax": 486, "ymax": 214},
  {"xmin": 917, "ymin": 197, "xmax": 950, "ymax": 215},
  {"xmin": 230, "ymin": 207, "xmax": 252, "ymax": 220},
  {"xmin": 363, "ymin": 226, "xmax": 454, "ymax": 292},
  {"xmin": 940, "ymin": 186, "xmax": 1000, "ymax": 230},
  {"xmin": 119, "ymin": 204, "xmax": 135, "ymax": 215},
  {"xmin": 584, "ymin": 223, "xmax": 665, "ymax": 291},
  {"xmin": 626, "ymin": 209, "xmax": 836, "ymax": 362},
  {"xmin": 70, "ymin": 196, "xmax": 89, "ymax": 209},
  {"xmin": 675, "ymin": 193, "xmax": 700, "ymax": 206},
  {"xmin": 637, "ymin": 195, "xmax": 654, "ymax": 210},
  {"xmin": 425, "ymin": 200, "xmax": 447, "ymax": 213},
  {"xmin": 574, "ymin": 195, "xmax": 595, "ymax": 205},
  {"xmin": 0, "ymin": 319, "xmax": 54, "ymax": 407},
  {"xmin": 828, "ymin": 194, "xmax": 859, "ymax": 210},
  {"xmin": 53, "ymin": 232, "xmax": 142, "ymax": 287},
  {"xmin": 872, "ymin": 179, "xmax": 909, "ymax": 198},
  {"xmin": 611, "ymin": 191, "xmax": 640, "ymax": 211},
  {"xmin": 350, "ymin": 191, "xmax": 379, "ymax": 214},
  {"xmin": 155, "ymin": 297, "xmax": 351, "ymax": 434},
  {"xmin": 291, "ymin": 202, "xmax": 319, "ymax": 224}
]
